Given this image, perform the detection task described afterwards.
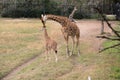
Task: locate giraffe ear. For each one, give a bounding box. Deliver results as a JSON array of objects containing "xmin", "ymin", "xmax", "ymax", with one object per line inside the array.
[
  {"xmin": 43, "ymin": 15, "xmax": 47, "ymax": 22},
  {"xmin": 44, "ymin": 15, "xmax": 46, "ymax": 18},
  {"xmin": 41, "ymin": 14, "xmax": 44, "ymax": 18}
]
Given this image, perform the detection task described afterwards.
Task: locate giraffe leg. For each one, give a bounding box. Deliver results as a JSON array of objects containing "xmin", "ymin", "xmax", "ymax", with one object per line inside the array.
[
  {"xmin": 61, "ymin": 29, "xmax": 70, "ymax": 57},
  {"xmin": 48, "ymin": 50, "xmax": 51, "ymax": 61},
  {"xmin": 71, "ymin": 37, "xmax": 75, "ymax": 56},
  {"xmin": 76, "ymin": 37, "xmax": 80, "ymax": 56},
  {"xmin": 65, "ymin": 36, "xmax": 70, "ymax": 57},
  {"xmin": 45, "ymin": 50, "xmax": 48, "ymax": 61}
]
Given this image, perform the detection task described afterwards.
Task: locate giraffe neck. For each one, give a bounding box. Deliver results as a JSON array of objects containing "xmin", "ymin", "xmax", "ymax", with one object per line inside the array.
[
  {"xmin": 69, "ymin": 7, "xmax": 77, "ymax": 18},
  {"xmin": 46, "ymin": 15, "xmax": 70, "ymax": 26},
  {"xmin": 43, "ymin": 28, "xmax": 50, "ymax": 41}
]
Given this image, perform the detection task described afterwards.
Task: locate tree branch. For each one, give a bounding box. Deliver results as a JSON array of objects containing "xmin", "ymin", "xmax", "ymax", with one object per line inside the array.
[
  {"xmin": 116, "ymin": 31, "xmax": 120, "ymax": 33},
  {"xmin": 96, "ymin": 35, "xmax": 120, "ymax": 41},
  {"xmin": 99, "ymin": 43, "xmax": 120, "ymax": 53},
  {"xmin": 93, "ymin": 7, "xmax": 120, "ymax": 38}
]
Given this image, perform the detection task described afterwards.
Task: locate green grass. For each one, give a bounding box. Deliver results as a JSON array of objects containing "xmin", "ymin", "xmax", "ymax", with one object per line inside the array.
[
  {"xmin": 110, "ymin": 66, "xmax": 120, "ymax": 79},
  {"xmin": 101, "ymin": 40, "xmax": 120, "ymax": 80}
]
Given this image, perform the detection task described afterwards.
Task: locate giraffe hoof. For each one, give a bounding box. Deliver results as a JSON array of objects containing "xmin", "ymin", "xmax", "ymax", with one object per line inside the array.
[
  {"xmin": 66, "ymin": 50, "xmax": 71, "ymax": 56},
  {"xmin": 70, "ymin": 52, "xmax": 73, "ymax": 56},
  {"xmin": 55, "ymin": 58, "xmax": 58, "ymax": 63}
]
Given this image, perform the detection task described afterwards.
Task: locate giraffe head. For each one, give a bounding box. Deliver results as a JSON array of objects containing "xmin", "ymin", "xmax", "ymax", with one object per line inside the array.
[
  {"xmin": 74, "ymin": 6, "xmax": 77, "ymax": 11},
  {"xmin": 41, "ymin": 14, "xmax": 47, "ymax": 23},
  {"xmin": 40, "ymin": 15, "xmax": 47, "ymax": 31}
]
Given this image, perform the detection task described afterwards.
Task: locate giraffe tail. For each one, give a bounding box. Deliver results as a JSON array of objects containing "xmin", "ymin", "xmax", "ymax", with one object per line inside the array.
[{"xmin": 55, "ymin": 50, "xmax": 57, "ymax": 54}]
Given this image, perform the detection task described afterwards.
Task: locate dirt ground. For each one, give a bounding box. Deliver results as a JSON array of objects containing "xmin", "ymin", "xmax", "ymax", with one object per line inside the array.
[{"xmin": 76, "ymin": 20, "xmax": 117, "ymax": 52}]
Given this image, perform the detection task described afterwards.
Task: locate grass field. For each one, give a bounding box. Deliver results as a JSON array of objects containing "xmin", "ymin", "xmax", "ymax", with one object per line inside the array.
[
  {"xmin": 0, "ymin": 18, "xmax": 45, "ymax": 79},
  {"xmin": 0, "ymin": 18, "xmax": 120, "ymax": 80}
]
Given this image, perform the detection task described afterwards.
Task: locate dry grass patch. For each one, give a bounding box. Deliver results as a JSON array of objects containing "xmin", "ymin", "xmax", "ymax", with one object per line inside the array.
[{"xmin": 0, "ymin": 18, "xmax": 44, "ymax": 79}]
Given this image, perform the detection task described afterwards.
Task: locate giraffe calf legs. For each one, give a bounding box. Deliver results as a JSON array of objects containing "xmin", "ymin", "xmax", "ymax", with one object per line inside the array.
[
  {"xmin": 66, "ymin": 48, "xmax": 69, "ymax": 57},
  {"xmin": 54, "ymin": 50, "xmax": 58, "ymax": 62},
  {"xmin": 66, "ymin": 43, "xmax": 71, "ymax": 57},
  {"xmin": 45, "ymin": 50, "xmax": 48, "ymax": 61}
]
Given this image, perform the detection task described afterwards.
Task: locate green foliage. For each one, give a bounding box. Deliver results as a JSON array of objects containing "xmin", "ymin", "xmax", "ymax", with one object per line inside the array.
[
  {"xmin": 0, "ymin": 0, "xmax": 118, "ymax": 19},
  {"xmin": 1, "ymin": 0, "xmax": 43, "ymax": 18},
  {"xmin": 0, "ymin": 0, "xmax": 62, "ymax": 18},
  {"xmin": 0, "ymin": 0, "xmax": 100, "ymax": 19}
]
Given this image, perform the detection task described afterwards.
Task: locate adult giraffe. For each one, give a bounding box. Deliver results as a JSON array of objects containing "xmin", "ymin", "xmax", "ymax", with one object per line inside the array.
[{"xmin": 41, "ymin": 14, "xmax": 80, "ymax": 57}]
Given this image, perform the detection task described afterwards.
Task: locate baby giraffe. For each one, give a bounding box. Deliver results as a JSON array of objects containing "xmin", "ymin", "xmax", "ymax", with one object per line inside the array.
[{"xmin": 41, "ymin": 20, "xmax": 58, "ymax": 62}]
